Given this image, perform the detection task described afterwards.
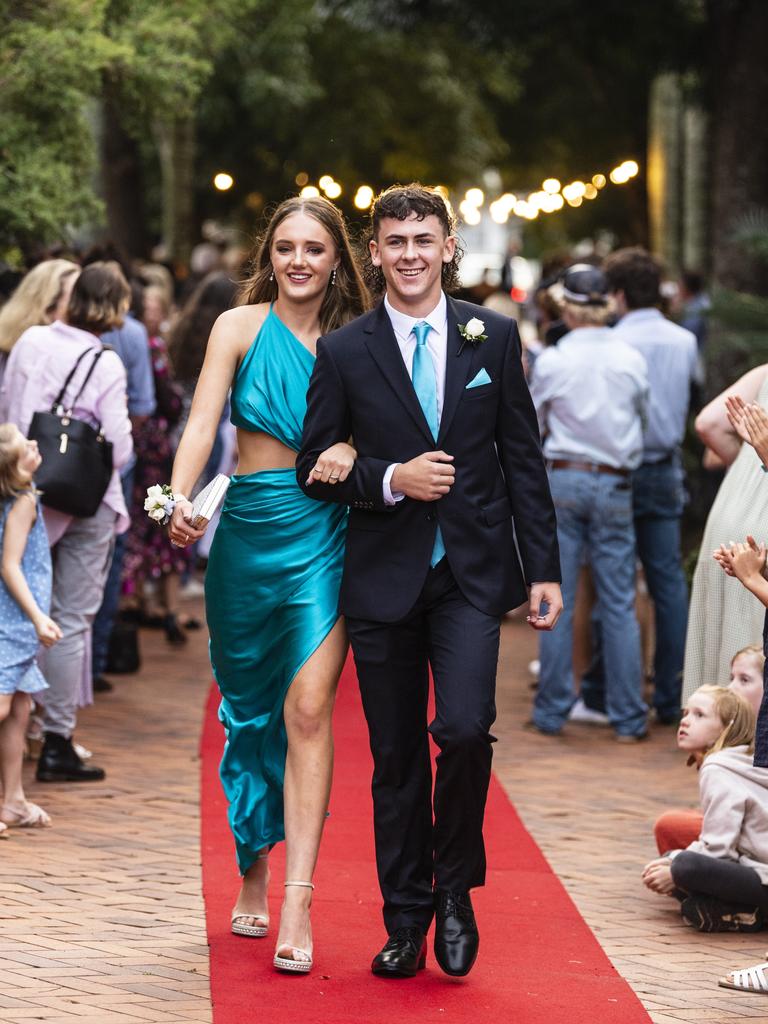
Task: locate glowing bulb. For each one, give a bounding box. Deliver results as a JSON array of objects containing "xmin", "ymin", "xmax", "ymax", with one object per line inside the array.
[
  {"xmin": 319, "ymin": 175, "xmax": 334, "ymax": 191},
  {"xmin": 462, "ymin": 206, "xmax": 481, "ymax": 226},
  {"xmin": 622, "ymin": 160, "xmax": 639, "ymax": 177},
  {"xmin": 324, "ymin": 181, "xmax": 342, "ymax": 199},
  {"xmin": 550, "ymin": 194, "xmax": 564, "ymax": 210},
  {"xmin": 592, "ymin": 173, "xmax": 607, "ymax": 189},
  {"xmin": 465, "ymin": 188, "xmax": 484, "ymax": 207},
  {"xmin": 300, "ymin": 185, "xmax": 320, "ymax": 198},
  {"xmin": 489, "ymin": 200, "xmax": 509, "ymax": 224},
  {"xmin": 566, "ymin": 195, "xmax": 583, "ymax": 207},
  {"xmin": 213, "ymin": 172, "xmax": 234, "ymax": 191},
  {"xmin": 610, "ymin": 167, "xmax": 629, "ymax": 184},
  {"xmin": 354, "ymin": 185, "xmax": 374, "ymax": 210},
  {"xmin": 499, "ymin": 192, "xmax": 517, "ymax": 210},
  {"xmin": 584, "ymin": 183, "xmax": 598, "ymax": 200},
  {"xmin": 542, "ymin": 178, "xmax": 561, "ymax": 194},
  {"xmin": 295, "ymin": 171, "xmax": 309, "ymax": 187}
]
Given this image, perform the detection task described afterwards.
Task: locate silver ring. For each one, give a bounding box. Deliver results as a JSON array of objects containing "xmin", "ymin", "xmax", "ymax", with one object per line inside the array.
[{"xmin": 330, "ymin": 475, "xmax": 339, "ymax": 481}]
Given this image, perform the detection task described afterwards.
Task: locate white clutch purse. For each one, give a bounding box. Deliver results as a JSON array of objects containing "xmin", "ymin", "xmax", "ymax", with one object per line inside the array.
[{"xmin": 190, "ymin": 473, "xmax": 230, "ymax": 529}]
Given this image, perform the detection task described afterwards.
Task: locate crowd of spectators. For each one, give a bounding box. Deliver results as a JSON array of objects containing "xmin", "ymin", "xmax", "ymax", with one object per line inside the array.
[{"xmin": 0, "ymin": 242, "xmax": 237, "ymax": 805}]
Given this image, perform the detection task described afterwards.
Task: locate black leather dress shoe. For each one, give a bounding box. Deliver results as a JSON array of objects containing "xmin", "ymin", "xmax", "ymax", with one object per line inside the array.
[
  {"xmin": 371, "ymin": 927, "xmax": 427, "ymax": 977},
  {"xmin": 36, "ymin": 733, "xmax": 106, "ymax": 782},
  {"xmin": 434, "ymin": 890, "xmax": 479, "ymax": 977}
]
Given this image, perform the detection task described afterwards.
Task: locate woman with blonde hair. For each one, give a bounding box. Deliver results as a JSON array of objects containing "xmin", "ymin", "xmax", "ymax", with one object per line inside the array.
[
  {"xmin": 169, "ymin": 196, "xmax": 368, "ymax": 973},
  {"xmin": 0, "ymin": 260, "xmax": 80, "ymax": 379}
]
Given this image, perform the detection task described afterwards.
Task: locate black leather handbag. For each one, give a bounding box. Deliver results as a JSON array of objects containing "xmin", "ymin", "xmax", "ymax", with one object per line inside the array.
[{"xmin": 28, "ymin": 348, "xmax": 114, "ymax": 518}]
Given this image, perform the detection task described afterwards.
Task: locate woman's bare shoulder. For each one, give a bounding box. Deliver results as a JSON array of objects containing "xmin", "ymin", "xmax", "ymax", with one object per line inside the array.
[{"xmin": 208, "ymin": 303, "xmax": 270, "ymax": 356}]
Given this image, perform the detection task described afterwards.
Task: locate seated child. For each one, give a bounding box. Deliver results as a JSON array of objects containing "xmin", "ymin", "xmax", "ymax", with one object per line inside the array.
[
  {"xmin": 654, "ymin": 645, "xmax": 766, "ymax": 855},
  {"xmin": 642, "ymin": 685, "xmax": 768, "ymax": 932}
]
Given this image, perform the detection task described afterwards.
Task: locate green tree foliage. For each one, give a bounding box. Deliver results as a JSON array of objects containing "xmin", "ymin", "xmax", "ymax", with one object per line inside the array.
[{"xmin": 0, "ymin": 1, "xmax": 120, "ymax": 256}]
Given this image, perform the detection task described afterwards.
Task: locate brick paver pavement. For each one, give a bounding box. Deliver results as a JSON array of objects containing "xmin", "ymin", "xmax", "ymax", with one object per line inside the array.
[
  {"xmin": 0, "ymin": 610, "xmax": 212, "ymax": 1024},
  {"xmin": 3, "ymin": 601, "xmax": 768, "ymax": 1023}
]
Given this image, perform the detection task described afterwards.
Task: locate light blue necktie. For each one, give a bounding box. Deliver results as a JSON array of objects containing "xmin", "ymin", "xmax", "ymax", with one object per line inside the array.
[{"xmin": 412, "ymin": 321, "xmax": 445, "ymax": 567}]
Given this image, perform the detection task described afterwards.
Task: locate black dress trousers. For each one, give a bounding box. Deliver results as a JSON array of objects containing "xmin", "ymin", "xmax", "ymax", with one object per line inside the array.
[{"xmin": 347, "ymin": 558, "xmax": 500, "ymax": 933}]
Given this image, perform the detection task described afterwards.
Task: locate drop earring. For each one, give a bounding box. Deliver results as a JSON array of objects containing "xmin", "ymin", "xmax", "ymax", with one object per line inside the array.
[
  {"xmin": 269, "ymin": 269, "xmax": 274, "ymax": 282},
  {"xmin": 331, "ymin": 268, "xmax": 337, "ymax": 286}
]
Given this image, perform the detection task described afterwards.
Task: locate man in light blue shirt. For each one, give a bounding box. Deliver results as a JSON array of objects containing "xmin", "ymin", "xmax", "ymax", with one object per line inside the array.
[
  {"xmin": 602, "ymin": 247, "xmax": 699, "ymax": 724},
  {"xmin": 530, "ymin": 264, "xmax": 649, "ymax": 740}
]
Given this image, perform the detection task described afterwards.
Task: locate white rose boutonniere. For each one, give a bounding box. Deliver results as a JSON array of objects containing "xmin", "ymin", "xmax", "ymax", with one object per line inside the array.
[{"xmin": 457, "ymin": 317, "xmax": 488, "ymax": 354}]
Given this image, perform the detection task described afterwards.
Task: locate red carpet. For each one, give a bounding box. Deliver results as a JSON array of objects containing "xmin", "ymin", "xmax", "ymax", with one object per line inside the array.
[{"xmin": 200, "ymin": 657, "xmax": 651, "ymax": 1023}]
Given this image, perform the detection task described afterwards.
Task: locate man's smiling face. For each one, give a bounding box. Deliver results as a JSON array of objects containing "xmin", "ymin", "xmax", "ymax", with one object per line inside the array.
[{"xmin": 370, "ymin": 212, "xmax": 456, "ymax": 314}]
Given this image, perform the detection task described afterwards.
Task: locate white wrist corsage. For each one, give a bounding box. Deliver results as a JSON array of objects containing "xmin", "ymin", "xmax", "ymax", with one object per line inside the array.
[{"xmin": 144, "ymin": 484, "xmax": 184, "ymax": 526}]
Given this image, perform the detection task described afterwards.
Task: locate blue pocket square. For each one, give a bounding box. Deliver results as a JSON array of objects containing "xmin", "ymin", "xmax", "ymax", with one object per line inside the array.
[{"xmin": 466, "ymin": 368, "xmax": 492, "ymax": 389}]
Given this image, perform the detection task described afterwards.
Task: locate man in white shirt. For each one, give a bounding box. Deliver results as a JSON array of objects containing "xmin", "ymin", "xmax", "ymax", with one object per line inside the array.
[
  {"xmin": 298, "ymin": 184, "xmax": 562, "ymax": 979},
  {"xmin": 530, "ymin": 264, "xmax": 650, "ymax": 741}
]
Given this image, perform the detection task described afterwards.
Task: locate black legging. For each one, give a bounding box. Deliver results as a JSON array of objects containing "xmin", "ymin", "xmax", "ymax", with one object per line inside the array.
[{"xmin": 671, "ymin": 851, "xmax": 768, "ymax": 913}]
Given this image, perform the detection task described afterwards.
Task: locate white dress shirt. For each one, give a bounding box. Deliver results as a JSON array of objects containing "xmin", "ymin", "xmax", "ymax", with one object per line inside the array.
[
  {"xmin": 530, "ymin": 326, "xmax": 649, "ymax": 470},
  {"xmin": 381, "ymin": 293, "xmax": 448, "ymax": 504}
]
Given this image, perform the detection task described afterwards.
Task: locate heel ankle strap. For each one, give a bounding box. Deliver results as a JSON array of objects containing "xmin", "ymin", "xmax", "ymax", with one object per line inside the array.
[{"xmin": 284, "ymin": 880, "xmax": 315, "ymax": 889}]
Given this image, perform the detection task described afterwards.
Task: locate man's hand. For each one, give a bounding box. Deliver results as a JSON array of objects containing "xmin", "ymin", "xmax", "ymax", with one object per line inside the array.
[
  {"xmin": 527, "ymin": 581, "xmax": 562, "ymax": 630},
  {"xmin": 390, "ymin": 452, "xmax": 455, "ymax": 502}
]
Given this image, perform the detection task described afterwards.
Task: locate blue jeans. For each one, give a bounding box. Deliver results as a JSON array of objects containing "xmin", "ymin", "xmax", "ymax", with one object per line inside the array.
[
  {"xmin": 91, "ymin": 468, "xmax": 134, "ymax": 679},
  {"xmin": 580, "ymin": 459, "xmax": 688, "ymax": 720},
  {"xmin": 534, "ymin": 469, "xmax": 647, "ymax": 736}
]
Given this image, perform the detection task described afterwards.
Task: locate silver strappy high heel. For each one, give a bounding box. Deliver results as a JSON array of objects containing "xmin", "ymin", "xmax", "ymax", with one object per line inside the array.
[
  {"xmin": 231, "ymin": 852, "xmax": 270, "ymax": 938},
  {"xmin": 273, "ymin": 881, "xmax": 314, "ymax": 973}
]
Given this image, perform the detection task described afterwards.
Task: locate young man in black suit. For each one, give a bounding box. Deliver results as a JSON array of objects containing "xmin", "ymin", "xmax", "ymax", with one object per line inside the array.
[{"xmin": 297, "ymin": 184, "xmax": 562, "ymax": 978}]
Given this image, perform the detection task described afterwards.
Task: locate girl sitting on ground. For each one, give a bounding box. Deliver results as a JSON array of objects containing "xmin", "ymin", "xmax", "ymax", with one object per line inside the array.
[
  {"xmin": 0, "ymin": 424, "xmax": 61, "ymax": 832},
  {"xmin": 654, "ymin": 645, "xmax": 766, "ymax": 855},
  {"xmin": 642, "ymin": 685, "xmax": 768, "ymax": 933}
]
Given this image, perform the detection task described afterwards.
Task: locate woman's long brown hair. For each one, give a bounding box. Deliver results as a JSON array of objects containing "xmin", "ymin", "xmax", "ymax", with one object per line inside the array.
[{"xmin": 237, "ymin": 197, "xmax": 370, "ymax": 334}]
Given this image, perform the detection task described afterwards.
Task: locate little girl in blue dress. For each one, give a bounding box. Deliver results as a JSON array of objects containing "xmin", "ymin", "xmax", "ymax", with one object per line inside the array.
[{"xmin": 0, "ymin": 423, "xmax": 61, "ymax": 832}]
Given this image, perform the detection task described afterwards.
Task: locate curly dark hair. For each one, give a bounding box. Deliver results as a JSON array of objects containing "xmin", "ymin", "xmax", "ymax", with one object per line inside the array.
[
  {"xmin": 363, "ymin": 184, "xmax": 464, "ymax": 295},
  {"xmin": 604, "ymin": 246, "xmax": 662, "ymax": 309}
]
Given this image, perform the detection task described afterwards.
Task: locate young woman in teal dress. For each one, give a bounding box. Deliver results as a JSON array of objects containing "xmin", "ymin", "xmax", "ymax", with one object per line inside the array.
[{"xmin": 169, "ymin": 197, "xmax": 368, "ymax": 973}]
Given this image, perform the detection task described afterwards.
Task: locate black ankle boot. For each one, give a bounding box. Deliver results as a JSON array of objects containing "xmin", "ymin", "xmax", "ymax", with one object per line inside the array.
[
  {"xmin": 164, "ymin": 613, "xmax": 187, "ymax": 646},
  {"xmin": 36, "ymin": 732, "xmax": 106, "ymax": 782}
]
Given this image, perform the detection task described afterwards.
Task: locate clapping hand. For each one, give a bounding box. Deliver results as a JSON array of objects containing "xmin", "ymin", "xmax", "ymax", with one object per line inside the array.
[
  {"xmin": 641, "ymin": 858, "xmax": 675, "ymax": 895},
  {"xmin": 726, "ymin": 395, "xmax": 768, "ymax": 464},
  {"xmin": 715, "ymin": 536, "xmax": 767, "ymax": 585}
]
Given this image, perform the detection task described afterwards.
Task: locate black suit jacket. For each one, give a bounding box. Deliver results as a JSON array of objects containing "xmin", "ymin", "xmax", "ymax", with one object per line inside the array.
[{"xmin": 296, "ymin": 296, "xmax": 560, "ymax": 621}]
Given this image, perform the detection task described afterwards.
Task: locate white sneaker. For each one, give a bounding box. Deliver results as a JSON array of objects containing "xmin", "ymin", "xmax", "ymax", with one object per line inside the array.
[
  {"xmin": 181, "ymin": 578, "xmax": 206, "ymax": 599},
  {"xmin": 568, "ymin": 697, "xmax": 610, "ymax": 726}
]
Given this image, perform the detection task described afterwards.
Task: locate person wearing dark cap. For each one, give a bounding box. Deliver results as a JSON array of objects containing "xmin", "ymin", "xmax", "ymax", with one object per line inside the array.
[{"xmin": 529, "ymin": 264, "xmax": 650, "ymax": 740}]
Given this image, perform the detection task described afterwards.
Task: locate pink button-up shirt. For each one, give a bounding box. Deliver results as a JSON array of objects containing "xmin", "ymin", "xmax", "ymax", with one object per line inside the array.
[{"xmin": 0, "ymin": 321, "xmax": 133, "ymax": 543}]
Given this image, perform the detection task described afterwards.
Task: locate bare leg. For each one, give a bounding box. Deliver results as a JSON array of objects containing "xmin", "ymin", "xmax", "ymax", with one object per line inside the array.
[
  {"xmin": 0, "ymin": 692, "xmax": 49, "ymax": 825},
  {"xmin": 276, "ymin": 618, "xmax": 347, "ymax": 960}
]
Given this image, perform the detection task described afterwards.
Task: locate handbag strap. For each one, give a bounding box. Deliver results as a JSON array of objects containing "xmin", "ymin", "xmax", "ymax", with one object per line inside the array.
[{"xmin": 53, "ymin": 348, "xmax": 106, "ymax": 414}]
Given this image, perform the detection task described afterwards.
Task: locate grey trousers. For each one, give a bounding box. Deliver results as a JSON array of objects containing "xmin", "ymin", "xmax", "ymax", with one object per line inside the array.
[{"xmin": 40, "ymin": 504, "xmax": 117, "ymax": 738}]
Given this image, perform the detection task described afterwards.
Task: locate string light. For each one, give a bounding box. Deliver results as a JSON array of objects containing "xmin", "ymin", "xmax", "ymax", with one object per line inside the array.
[
  {"xmin": 300, "ymin": 185, "xmax": 320, "ymax": 198},
  {"xmin": 213, "ymin": 172, "xmax": 234, "ymax": 191},
  {"xmin": 354, "ymin": 185, "xmax": 374, "ymax": 210}
]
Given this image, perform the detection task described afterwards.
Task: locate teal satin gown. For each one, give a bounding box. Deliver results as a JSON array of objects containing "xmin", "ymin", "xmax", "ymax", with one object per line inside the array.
[{"xmin": 205, "ymin": 306, "xmax": 347, "ymax": 874}]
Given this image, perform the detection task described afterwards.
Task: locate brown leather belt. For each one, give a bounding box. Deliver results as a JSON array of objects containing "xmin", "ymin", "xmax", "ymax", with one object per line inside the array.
[{"xmin": 548, "ymin": 459, "xmax": 631, "ymax": 478}]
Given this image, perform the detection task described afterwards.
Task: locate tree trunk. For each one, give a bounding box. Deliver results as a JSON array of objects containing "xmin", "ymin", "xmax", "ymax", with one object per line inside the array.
[
  {"xmin": 154, "ymin": 116, "xmax": 196, "ymax": 272},
  {"xmin": 99, "ymin": 81, "xmax": 149, "ymax": 261},
  {"xmin": 708, "ymin": 0, "xmax": 768, "ymax": 294},
  {"xmin": 647, "ymin": 73, "xmax": 683, "ymax": 269}
]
